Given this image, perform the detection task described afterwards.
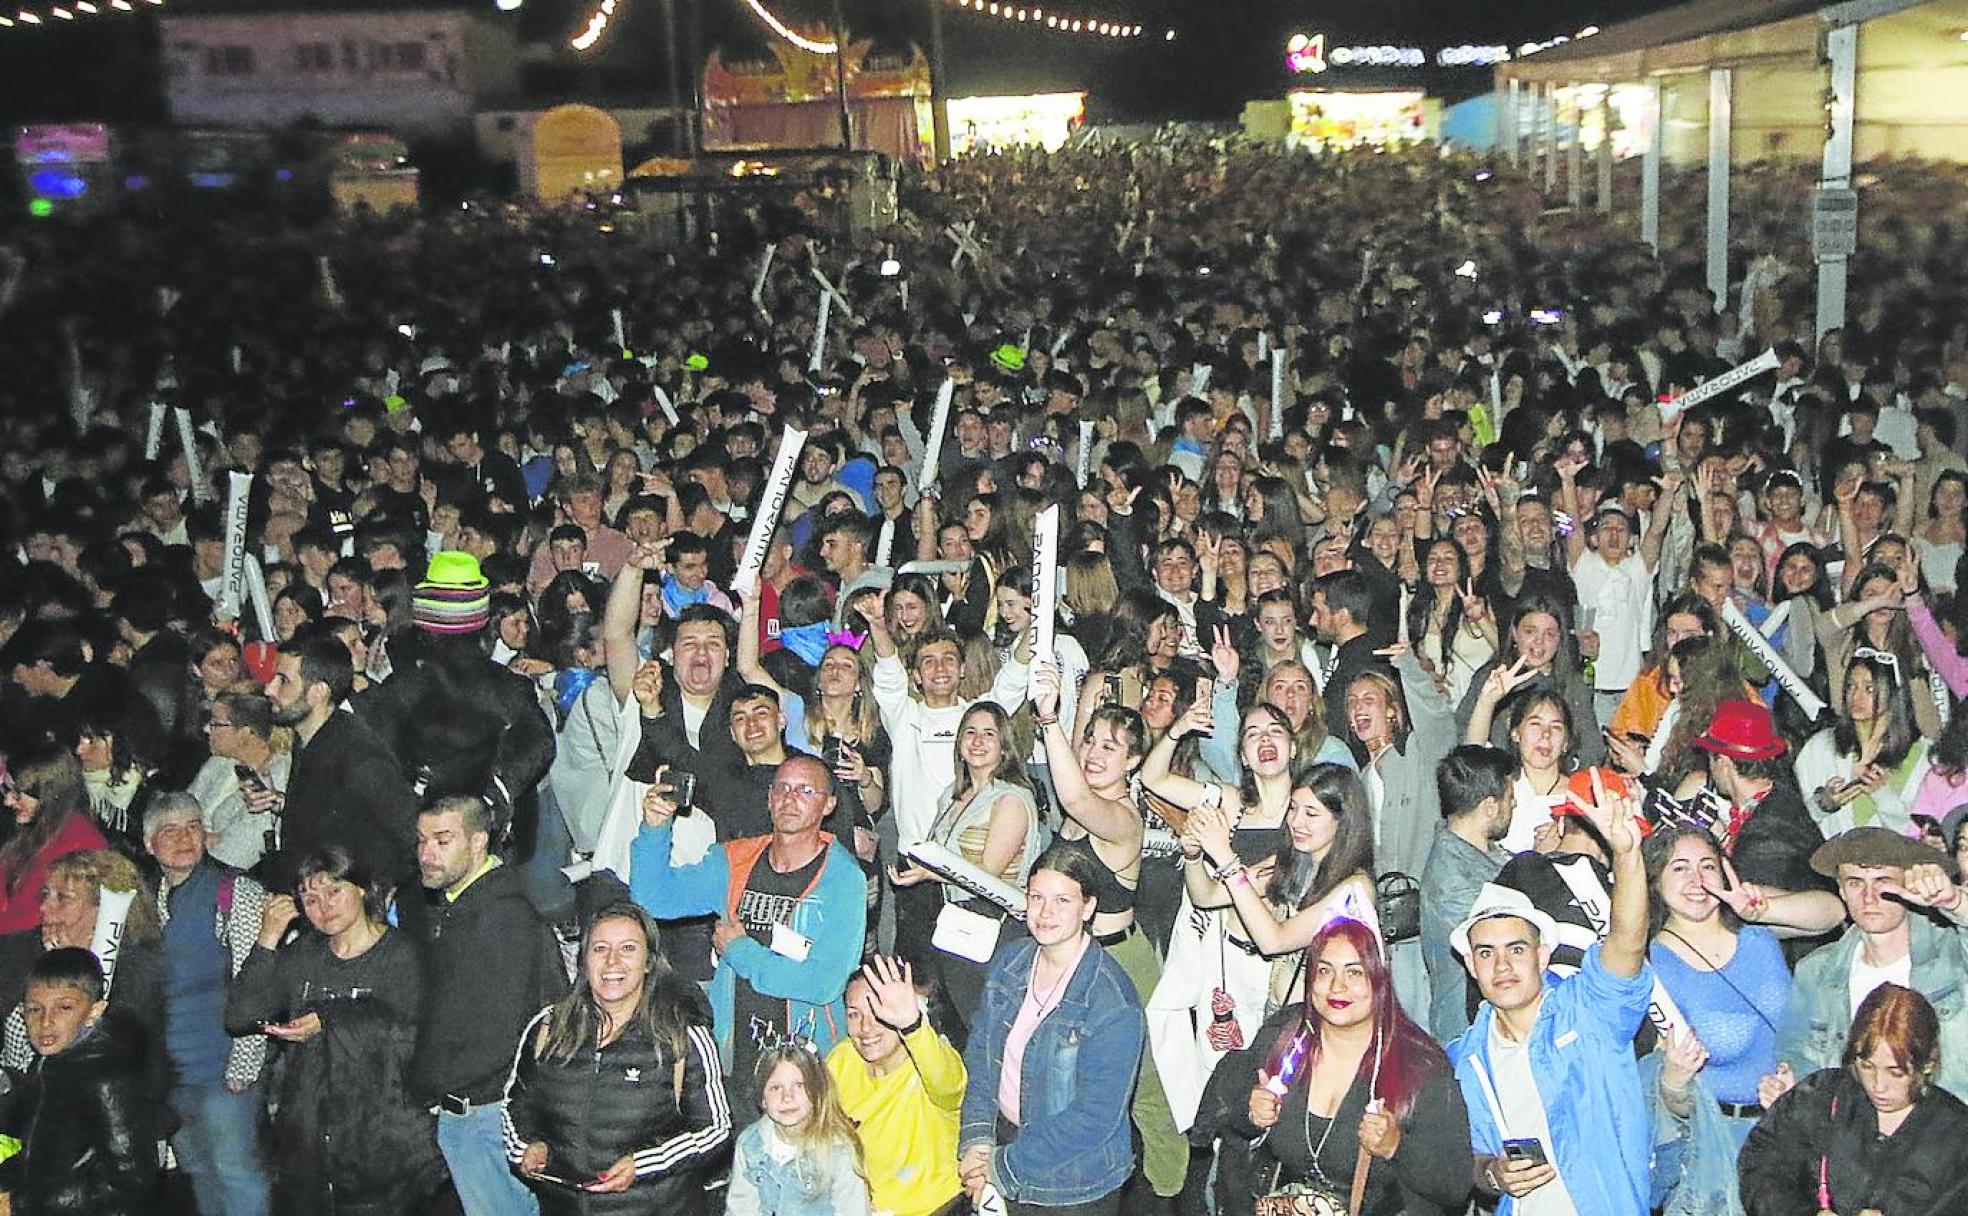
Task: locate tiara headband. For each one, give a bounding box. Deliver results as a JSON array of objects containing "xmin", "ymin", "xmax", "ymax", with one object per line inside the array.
[{"xmin": 825, "ymin": 628, "xmax": 867, "ymax": 652}]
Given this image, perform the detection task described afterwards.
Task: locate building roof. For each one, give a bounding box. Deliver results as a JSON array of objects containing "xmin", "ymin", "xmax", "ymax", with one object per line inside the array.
[{"xmin": 1497, "ymin": 0, "xmax": 1935, "ymax": 81}]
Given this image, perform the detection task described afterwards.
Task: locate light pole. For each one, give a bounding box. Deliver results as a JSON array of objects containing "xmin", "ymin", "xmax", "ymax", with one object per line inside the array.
[
  {"xmin": 830, "ymin": 0, "xmax": 853, "ymax": 149},
  {"xmin": 926, "ymin": 0, "xmax": 950, "ymax": 161}
]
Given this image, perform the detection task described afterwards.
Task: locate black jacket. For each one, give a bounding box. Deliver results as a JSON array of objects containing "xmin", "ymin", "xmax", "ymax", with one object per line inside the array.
[
  {"xmin": 504, "ymin": 1000, "xmax": 731, "ymax": 1216},
  {"xmin": 225, "ymin": 928, "xmax": 439, "ymax": 1216},
  {"xmin": 408, "ymin": 863, "xmax": 568, "ymax": 1106},
  {"xmin": 0, "ymin": 1017, "xmax": 159, "ymax": 1216},
  {"xmin": 1729, "ymin": 781, "xmax": 1832, "ymax": 896},
  {"xmin": 267, "ymin": 710, "xmax": 419, "ymax": 892},
  {"xmin": 359, "ymin": 640, "xmax": 556, "ymax": 831},
  {"xmin": 1740, "ymin": 1067, "xmax": 1968, "ymax": 1216}
]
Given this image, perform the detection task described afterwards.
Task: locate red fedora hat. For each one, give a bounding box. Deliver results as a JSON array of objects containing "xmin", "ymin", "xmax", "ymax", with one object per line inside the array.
[{"xmin": 1693, "ymin": 700, "xmax": 1787, "ymax": 761}]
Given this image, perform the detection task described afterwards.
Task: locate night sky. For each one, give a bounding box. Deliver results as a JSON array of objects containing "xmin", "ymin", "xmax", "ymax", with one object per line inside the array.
[{"xmin": 0, "ymin": 0, "xmax": 1689, "ymax": 128}]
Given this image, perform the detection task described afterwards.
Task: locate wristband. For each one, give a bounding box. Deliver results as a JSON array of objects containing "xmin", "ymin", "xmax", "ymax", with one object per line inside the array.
[{"xmin": 1034, "ymin": 712, "xmax": 1060, "ymax": 727}]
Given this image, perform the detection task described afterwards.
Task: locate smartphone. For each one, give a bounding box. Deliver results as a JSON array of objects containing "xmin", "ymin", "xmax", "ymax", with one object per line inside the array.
[
  {"xmin": 672, "ymin": 771, "xmax": 697, "ymax": 815},
  {"xmin": 1501, "ymin": 1138, "xmax": 1549, "ymax": 1169},
  {"xmin": 234, "ymin": 764, "xmax": 266, "ymax": 796},
  {"xmin": 822, "ymin": 735, "xmax": 845, "ymax": 772},
  {"xmin": 1104, "ymin": 673, "xmax": 1122, "ymax": 705}
]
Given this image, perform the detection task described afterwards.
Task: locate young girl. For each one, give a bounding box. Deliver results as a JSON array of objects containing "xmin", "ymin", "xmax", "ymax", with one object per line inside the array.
[{"xmin": 728, "ymin": 1046, "xmax": 872, "ymax": 1216}]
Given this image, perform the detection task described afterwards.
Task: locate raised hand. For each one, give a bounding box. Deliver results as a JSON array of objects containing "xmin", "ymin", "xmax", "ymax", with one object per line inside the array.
[
  {"xmin": 1208, "ymin": 625, "xmax": 1240, "ymax": 684},
  {"xmin": 1030, "ymin": 659, "xmax": 1064, "ymax": 717},
  {"xmin": 631, "ymin": 660, "xmax": 664, "ymax": 714},
  {"xmin": 1458, "ymin": 579, "xmax": 1489, "ymax": 625},
  {"xmin": 859, "ymin": 955, "xmax": 925, "ymax": 1029},
  {"xmin": 1174, "ymin": 692, "xmax": 1215, "ymax": 739},
  {"xmin": 1188, "ymin": 804, "xmax": 1236, "ymax": 863},
  {"xmin": 1480, "ymin": 656, "xmax": 1538, "ymax": 704},
  {"xmin": 640, "ymin": 767, "xmax": 681, "ymax": 828},
  {"xmin": 1702, "ymin": 855, "xmax": 1770, "ymax": 921}
]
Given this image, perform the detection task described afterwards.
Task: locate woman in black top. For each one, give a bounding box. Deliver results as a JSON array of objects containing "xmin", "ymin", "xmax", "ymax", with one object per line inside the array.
[
  {"xmin": 1740, "ymin": 982, "xmax": 1968, "ymax": 1216},
  {"xmin": 1214, "ymin": 917, "xmax": 1473, "ymax": 1216},
  {"xmin": 505, "ymin": 901, "xmax": 731, "ymax": 1216},
  {"xmin": 225, "ymin": 846, "xmax": 438, "ymax": 1216}
]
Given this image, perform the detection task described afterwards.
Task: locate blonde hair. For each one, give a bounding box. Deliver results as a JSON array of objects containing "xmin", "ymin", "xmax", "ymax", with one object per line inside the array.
[
  {"xmin": 755, "ymin": 1044, "xmax": 867, "ymax": 1178},
  {"xmin": 46, "ymin": 849, "xmax": 163, "ymax": 947}
]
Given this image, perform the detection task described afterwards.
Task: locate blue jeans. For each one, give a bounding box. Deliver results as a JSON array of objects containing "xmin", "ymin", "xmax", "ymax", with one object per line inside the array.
[
  {"xmin": 169, "ymin": 1082, "xmax": 270, "ymax": 1216},
  {"xmin": 438, "ymin": 1102, "xmax": 539, "ymax": 1216}
]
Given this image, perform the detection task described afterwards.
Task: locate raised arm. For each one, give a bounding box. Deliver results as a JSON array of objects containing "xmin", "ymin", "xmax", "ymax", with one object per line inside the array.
[
  {"xmin": 1597, "ymin": 777, "xmax": 1650, "ymax": 978},
  {"xmin": 1139, "ymin": 696, "xmax": 1218, "ymax": 811},
  {"xmin": 736, "ymin": 588, "xmax": 790, "ymax": 701},
  {"xmin": 604, "ymin": 541, "xmax": 667, "ymax": 704},
  {"xmin": 1032, "ymin": 661, "xmax": 1144, "ymax": 847}
]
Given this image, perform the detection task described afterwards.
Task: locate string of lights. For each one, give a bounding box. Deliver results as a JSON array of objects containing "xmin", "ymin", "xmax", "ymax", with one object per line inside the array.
[
  {"xmin": 0, "ymin": 0, "xmax": 156, "ymax": 32},
  {"xmin": 572, "ymin": 0, "xmax": 839, "ymax": 54},
  {"xmin": 951, "ymin": 0, "xmax": 1164, "ymax": 40}
]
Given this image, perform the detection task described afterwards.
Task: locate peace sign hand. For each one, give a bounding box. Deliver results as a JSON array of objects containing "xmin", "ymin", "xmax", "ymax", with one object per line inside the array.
[
  {"xmin": 1208, "ymin": 625, "xmax": 1240, "ymax": 684},
  {"xmin": 1701, "ymin": 856, "xmax": 1769, "ymax": 922},
  {"xmin": 1479, "ymin": 656, "xmax": 1537, "ymax": 704},
  {"xmin": 1458, "ymin": 579, "xmax": 1488, "ymax": 624}
]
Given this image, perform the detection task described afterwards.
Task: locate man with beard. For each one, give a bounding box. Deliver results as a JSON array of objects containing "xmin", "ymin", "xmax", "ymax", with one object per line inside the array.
[
  {"xmin": 409, "ymin": 796, "xmax": 565, "ymax": 1216},
  {"xmin": 1421, "ymin": 745, "xmax": 1516, "ymax": 1040},
  {"xmin": 259, "ymin": 632, "xmax": 418, "ymax": 891}
]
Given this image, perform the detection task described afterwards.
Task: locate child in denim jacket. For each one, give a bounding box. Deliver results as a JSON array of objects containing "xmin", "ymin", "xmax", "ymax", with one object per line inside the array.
[{"xmin": 728, "ymin": 1045, "xmax": 872, "ymax": 1216}]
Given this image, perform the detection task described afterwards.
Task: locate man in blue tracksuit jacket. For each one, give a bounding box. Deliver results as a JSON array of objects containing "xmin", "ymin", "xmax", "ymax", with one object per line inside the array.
[
  {"xmin": 630, "ymin": 753, "xmax": 865, "ymax": 1113},
  {"xmin": 1446, "ymin": 783, "xmax": 1655, "ymax": 1216}
]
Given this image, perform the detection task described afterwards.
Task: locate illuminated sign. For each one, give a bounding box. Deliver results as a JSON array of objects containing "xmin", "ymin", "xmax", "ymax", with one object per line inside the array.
[
  {"xmin": 1436, "ymin": 44, "xmax": 1511, "ymax": 66},
  {"xmin": 1287, "ymin": 33, "xmax": 1517, "ymax": 71},
  {"xmin": 1286, "ymin": 32, "xmax": 1325, "ymax": 73}
]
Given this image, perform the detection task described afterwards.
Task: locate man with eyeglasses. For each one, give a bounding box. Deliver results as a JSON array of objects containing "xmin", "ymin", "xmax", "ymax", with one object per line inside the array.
[{"xmin": 630, "ymin": 752, "xmax": 866, "ymax": 1113}]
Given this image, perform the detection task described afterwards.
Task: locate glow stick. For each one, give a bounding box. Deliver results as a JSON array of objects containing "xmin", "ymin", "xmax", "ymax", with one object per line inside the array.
[
  {"xmin": 874, "ymin": 517, "xmax": 895, "ymax": 568},
  {"xmin": 1721, "ymin": 599, "xmax": 1826, "ymax": 720},
  {"xmin": 731, "ymin": 425, "xmax": 808, "ymax": 597},
  {"xmin": 91, "ymin": 886, "xmax": 136, "ymax": 996},
  {"xmin": 243, "ymin": 553, "xmax": 277, "ymax": 643},
  {"xmin": 917, "ymin": 379, "xmax": 956, "ymax": 493},
  {"xmin": 317, "ymin": 255, "xmax": 343, "ymax": 309},
  {"xmin": 217, "ymin": 471, "xmax": 252, "ymax": 621},
  {"xmin": 145, "ymin": 403, "xmax": 166, "ymax": 460},
  {"xmin": 1256, "ymin": 331, "xmax": 1269, "ymax": 362},
  {"xmin": 610, "ymin": 308, "xmax": 627, "ymax": 352},
  {"xmin": 1031, "ymin": 505, "xmax": 1059, "ymax": 663},
  {"xmin": 651, "ymin": 382, "xmax": 678, "ymax": 424},
  {"xmin": 1190, "ymin": 362, "xmax": 1211, "ymax": 397},
  {"xmin": 808, "ymin": 288, "xmax": 831, "ymax": 373},
  {"xmin": 1662, "ymin": 349, "xmax": 1780, "ymax": 422},
  {"xmin": 174, "ymin": 408, "xmax": 209, "ymax": 503},
  {"xmin": 1076, "ymin": 420, "xmax": 1095, "ymax": 488},
  {"xmin": 750, "ymin": 243, "xmax": 776, "ymax": 313},
  {"xmin": 1269, "ymin": 349, "xmax": 1286, "ymax": 440}
]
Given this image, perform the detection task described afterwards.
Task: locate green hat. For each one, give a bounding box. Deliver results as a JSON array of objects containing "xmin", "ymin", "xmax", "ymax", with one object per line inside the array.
[
  {"xmin": 683, "ymin": 352, "xmax": 710, "ymax": 373},
  {"xmin": 989, "ymin": 344, "xmax": 1026, "ymax": 373}
]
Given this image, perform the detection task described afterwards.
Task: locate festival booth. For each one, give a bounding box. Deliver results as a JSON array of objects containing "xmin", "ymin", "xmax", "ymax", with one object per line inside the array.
[
  {"xmin": 517, "ymin": 104, "xmax": 625, "ymax": 203},
  {"xmin": 15, "ymin": 124, "xmax": 115, "ymax": 219},
  {"xmin": 702, "ymin": 36, "xmax": 934, "ymax": 163},
  {"xmin": 329, "ymin": 132, "xmax": 420, "ymax": 214},
  {"xmin": 946, "ymin": 93, "xmax": 1087, "ymax": 154},
  {"xmin": 622, "ymin": 147, "xmax": 897, "ymax": 242}
]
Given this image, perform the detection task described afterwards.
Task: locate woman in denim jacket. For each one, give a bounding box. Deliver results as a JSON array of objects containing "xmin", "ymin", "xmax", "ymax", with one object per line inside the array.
[{"xmin": 959, "ymin": 843, "xmax": 1146, "ymax": 1215}]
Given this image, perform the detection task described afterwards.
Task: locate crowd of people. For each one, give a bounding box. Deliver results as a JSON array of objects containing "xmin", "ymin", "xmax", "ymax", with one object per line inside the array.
[{"xmin": 3, "ymin": 134, "xmax": 1968, "ymax": 1216}]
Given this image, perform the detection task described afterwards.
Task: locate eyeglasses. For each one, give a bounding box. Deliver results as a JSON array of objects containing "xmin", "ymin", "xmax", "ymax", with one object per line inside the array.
[
  {"xmin": 768, "ymin": 782, "xmax": 828, "ymax": 802},
  {"xmin": 204, "ymin": 719, "xmax": 236, "ymax": 732}
]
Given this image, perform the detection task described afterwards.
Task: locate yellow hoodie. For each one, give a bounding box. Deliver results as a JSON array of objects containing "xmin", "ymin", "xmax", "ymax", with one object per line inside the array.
[{"xmin": 826, "ymin": 1019, "xmax": 966, "ymax": 1216}]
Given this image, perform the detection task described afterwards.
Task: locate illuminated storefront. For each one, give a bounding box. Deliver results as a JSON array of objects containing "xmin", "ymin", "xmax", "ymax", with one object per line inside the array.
[
  {"xmin": 1286, "ymin": 90, "xmax": 1440, "ymax": 149},
  {"xmin": 947, "ymin": 93, "xmax": 1087, "ymax": 154}
]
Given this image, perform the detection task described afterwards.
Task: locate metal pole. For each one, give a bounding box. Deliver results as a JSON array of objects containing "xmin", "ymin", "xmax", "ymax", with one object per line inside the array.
[
  {"xmin": 660, "ymin": 0, "xmax": 689, "ymax": 156},
  {"xmin": 1817, "ymin": 23, "xmax": 1857, "ymax": 341},
  {"xmin": 1566, "ymin": 84, "xmax": 1583, "ymax": 207},
  {"xmin": 927, "ymin": 0, "xmax": 951, "ymax": 162},
  {"xmin": 1595, "ymin": 90, "xmax": 1613, "ymax": 213},
  {"xmin": 1641, "ymin": 79, "xmax": 1662, "ymax": 252},
  {"xmin": 1543, "ymin": 83, "xmax": 1559, "ymax": 193},
  {"xmin": 1504, "ymin": 78, "xmax": 1520, "ymax": 166},
  {"xmin": 831, "ymin": 0, "xmax": 853, "ymax": 149},
  {"xmin": 1706, "ymin": 67, "xmax": 1733, "ymax": 311}
]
